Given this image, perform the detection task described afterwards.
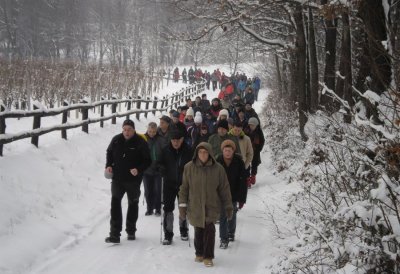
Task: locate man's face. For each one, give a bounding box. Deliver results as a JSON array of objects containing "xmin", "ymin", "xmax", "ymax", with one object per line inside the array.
[
  {"xmin": 245, "ymin": 104, "xmax": 252, "ymax": 111},
  {"xmin": 212, "ymin": 101, "xmax": 218, "ymax": 106},
  {"xmin": 122, "ymin": 125, "xmax": 135, "ymax": 140},
  {"xmin": 198, "ymin": 148, "xmax": 209, "ymax": 163},
  {"xmin": 171, "ymin": 138, "xmax": 184, "ymax": 149},
  {"xmin": 147, "ymin": 127, "xmax": 157, "ymax": 138},
  {"xmin": 232, "ymin": 126, "xmax": 242, "ymax": 137},
  {"xmin": 222, "ymin": 147, "xmax": 234, "ymax": 159},
  {"xmin": 249, "ymin": 124, "xmax": 257, "ymax": 131},
  {"xmin": 238, "ymin": 112, "xmax": 245, "ymax": 119},
  {"xmin": 159, "ymin": 120, "xmax": 169, "ymax": 131},
  {"xmin": 218, "ymin": 127, "xmax": 227, "ymax": 136}
]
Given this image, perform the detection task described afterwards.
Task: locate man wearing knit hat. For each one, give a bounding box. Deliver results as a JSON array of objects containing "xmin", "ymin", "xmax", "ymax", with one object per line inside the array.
[
  {"xmin": 104, "ymin": 119, "xmax": 151, "ymax": 243},
  {"xmin": 217, "ymin": 139, "xmax": 247, "ymax": 248},
  {"xmin": 208, "ymin": 119, "xmax": 241, "ymax": 159},
  {"xmin": 187, "ymin": 112, "xmax": 203, "ymax": 148}
]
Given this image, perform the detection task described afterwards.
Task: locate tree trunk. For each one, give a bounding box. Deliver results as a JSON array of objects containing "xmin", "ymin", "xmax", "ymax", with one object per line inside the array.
[
  {"xmin": 275, "ymin": 54, "xmax": 283, "ymax": 98},
  {"xmin": 308, "ymin": 7, "xmax": 319, "ymax": 113},
  {"xmin": 294, "ymin": 4, "xmax": 308, "ymax": 142},
  {"xmin": 320, "ymin": 1, "xmax": 338, "ymax": 112}
]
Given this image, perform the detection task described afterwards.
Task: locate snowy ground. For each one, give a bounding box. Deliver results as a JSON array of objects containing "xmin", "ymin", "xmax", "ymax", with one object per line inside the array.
[{"xmin": 0, "ymin": 64, "xmax": 296, "ymax": 274}]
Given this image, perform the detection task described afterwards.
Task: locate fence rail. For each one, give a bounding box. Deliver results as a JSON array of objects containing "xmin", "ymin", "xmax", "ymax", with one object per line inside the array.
[{"xmin": 0, "ymin": 81, "xmax": 205, "ymax": 156}]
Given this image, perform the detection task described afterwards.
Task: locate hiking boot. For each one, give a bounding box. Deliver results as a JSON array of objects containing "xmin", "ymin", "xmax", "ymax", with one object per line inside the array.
[
  {"xmin": 195, "ymin": 256, "xmax": 204, "ymax": 263},
  {"xmin": 127, "ymin": 233, "xmax": 136, "ymax": 240},
  {"xmin": 220, "ymin": 239, "xmax": 229, "ymax": 249},
  {"xmin": 105, "ymin": 236, "xmax": 120, "ymax": 244},
  {"xmin": 145, "ymin": 210, "xmax": 153, "ymax": 216},
  {"xmin": 181, "ymin": 232, "xmax": 188, "ymax": 241},
  {"xmin": 162, "ymin": 236, "xmax": 172, "ymax": 245},
  {"xmin": 203, "ymin": 258, "xmax": 214, "ymax": 267}
]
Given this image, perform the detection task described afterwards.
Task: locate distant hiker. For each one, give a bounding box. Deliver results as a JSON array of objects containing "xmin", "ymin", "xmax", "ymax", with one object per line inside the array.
[
  {"xmin": 158, "ymin": 130, "xmax": 193, "ymax": 245},
  {"xmin": 179, "ymin": 142, "xmax": 233, "ymax": 267},
  {"xmin": 244, "ymin": 117, "xmax": 265, "ymax": 187},
  {"xmin": 104, "ymin": 119, "xmax": 151, "ymax": 243}
]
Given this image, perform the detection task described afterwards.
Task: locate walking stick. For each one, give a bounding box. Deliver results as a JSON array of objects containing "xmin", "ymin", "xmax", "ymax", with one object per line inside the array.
[{"xmin": 160, "ymin": 177, "xmax": 164, "ymax": 244}]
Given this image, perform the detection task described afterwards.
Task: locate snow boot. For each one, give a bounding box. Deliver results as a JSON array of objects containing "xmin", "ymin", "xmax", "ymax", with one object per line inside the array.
[
  {"xmin": 180, "ymin": 232, "xmax": 188, "ymax": 241},
  {"xmin": 162, "ymin": 237, "xmax": 172, "ymax": 245},
  {"xmin": 203, "ymin": 258, "xmax": 214, "ymax": 267},
  {"xmin": 105, "ymin": 236, "xmax": 120, "ymax": 244},
  {"xmin": 219, "ymin": 239, "xmax": 229, "ymax": 249},
  {"xmin": 127, "ymin": 233, "xmax": 136, "ymax": 240},
  {"xmin": 195, "ymin": 256, "xmax": 204, "ymax": 263}
]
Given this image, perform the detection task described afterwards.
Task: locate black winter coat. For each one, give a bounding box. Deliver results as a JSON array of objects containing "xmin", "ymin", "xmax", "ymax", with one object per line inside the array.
[
  {"xmin": 245, "ymin": 126, "xmax": 265, "ymax": 165},
  {"xmin": 106, "ymin": 133, "xmax": 151, "ymax": 182},
  {"xmin": 158, "ymin": 142, "xmax": 193, "ymax": 189},
  {"xmin": 216, "ymin": 154, "xmax": 248, "ymax": 203}
]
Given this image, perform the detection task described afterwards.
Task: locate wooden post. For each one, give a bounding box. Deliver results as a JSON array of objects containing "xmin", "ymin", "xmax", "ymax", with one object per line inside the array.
[
  {"xmin": 136, "ymin": 96, "xmax": 142, "ymax": 120},
  {"xmin": 161, "ymin": 96, "xmax": 165, "ymax": 109},
  {"xmin": 31, "ymin": 105, "xmax": 41, "ymax": 147},
  {"xmin": 152, "ymin": 97, "xmax": 158, "ymax": 115},
  {"xmin": 0, "ymin": 104, "xmax": 6, "ymax": 156},
  {"xmin": 100, "ymin": 97, "xmax": 105, "ymax": 128},
  {"xmin": 145, "ymin": 97, "xmax": 150, "ymax": 118},
  {"xmin": 61, "ymin": 101, "xmax": 69, "ymax": 140},
  {"xmin": 112, "ymin": 95, "xmax": 117, "ymax": 124},
  {"xmin": 126, "ymin": 96, "xmax": 132, "ymax": 120},
  {"xmin": 81, "ymin": 100, "xmax": 89, "ymax": 133}
]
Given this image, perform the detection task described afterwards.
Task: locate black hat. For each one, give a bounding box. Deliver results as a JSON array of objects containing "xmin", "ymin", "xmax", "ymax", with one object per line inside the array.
[
  {"xmin": 217, "ymin": 119, "xmax": 229, "ymax": 131},
  {"xmin": 160, "ymin": 115, "xmax": 172, "ymax": 123},
  {"xmin": 181, "ymin": 105, "xmax": 189, "ymax": 111},
  {"xmin": 172, "ymin": 111, "xmax": 180, "ymax": 118},
  {"xmin": 170, "ymin": 130, "xmax": 184, "ymax": 140},
  {"xmin": 233, "ymin": 120, "xmax": 244, "ymax": 128},
  {"xmin": 122, "ymin": 119, "xmax": 135, "ymax": 129}
]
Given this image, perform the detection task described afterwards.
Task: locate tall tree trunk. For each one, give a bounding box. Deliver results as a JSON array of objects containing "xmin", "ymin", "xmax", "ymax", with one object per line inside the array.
[
  {"xmin": 294, "ymin": 4, "xmax": 308, "ymax": 141},
  {"xmin": 275, "ymin": 54, "xmax": 283, "ymax": 99},
  {"xmin": 336, "ymin": 9, "xmax": 353, "ymax": 123},
  {"xmin": 320, "ymin": 1, "xmax": 338, "ymax": 112},
  {"xmin": 308, "ymin": 7, "xmax": 319, "ymax": 113}
]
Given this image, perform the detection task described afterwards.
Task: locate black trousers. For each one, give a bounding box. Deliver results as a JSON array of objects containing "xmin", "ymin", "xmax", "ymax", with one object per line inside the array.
[
  {"xmin": 194, "ymin": 223, "xmax": 216, "ymax": 259},
  {"xmin": 110, "ymin": 180, "xmax": 141, "ymax": 237},
  {"xmin": 143, "ymin": 174, "xmax": 162, "ymax": 212},
  {"xmin": 163, "ymin": 185, "xmax": 188, "ymax": 238}
]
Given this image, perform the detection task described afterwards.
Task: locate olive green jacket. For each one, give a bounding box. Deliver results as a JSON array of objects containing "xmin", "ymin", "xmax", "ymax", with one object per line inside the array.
[{"xmin": 179, "ymin": 142, "xmax": 233, "ymax": 228}]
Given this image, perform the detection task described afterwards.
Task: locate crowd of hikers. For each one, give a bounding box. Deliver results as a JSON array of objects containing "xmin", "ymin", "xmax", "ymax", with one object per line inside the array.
[{"xmin": 104, "ymin": 68, "xmax": 264, "ymax": 267}]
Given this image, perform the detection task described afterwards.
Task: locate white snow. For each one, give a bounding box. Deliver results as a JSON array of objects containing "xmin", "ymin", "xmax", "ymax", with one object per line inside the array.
[{"xmin": 0, "ymin": 64, "xmax": 295, "ymax": 274}]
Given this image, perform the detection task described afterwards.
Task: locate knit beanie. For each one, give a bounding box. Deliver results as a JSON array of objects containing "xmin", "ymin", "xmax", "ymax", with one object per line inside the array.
[
  {"xmin": 194, "ymin": 112, "xmax": 203, "ymax": 124},
  {"xmin": 248, "ymin": 117, "xmax": 259, "ymax": 126},
  {"xmin": 186, "ymin": 107, "xmax": 194, "ymax": 117},
  {"xmin": 217, "ymin": 119, "xmax": 229, "ymax": 131},
  {"xmin": 219, "ymin": 108, "xmax": 229, "ymax": 119}
]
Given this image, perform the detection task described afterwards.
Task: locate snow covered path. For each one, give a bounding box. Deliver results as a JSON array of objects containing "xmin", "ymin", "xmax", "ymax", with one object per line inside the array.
[{"xmin": 0, "ymin": 68, "xmax": 294, "ymax": 274}]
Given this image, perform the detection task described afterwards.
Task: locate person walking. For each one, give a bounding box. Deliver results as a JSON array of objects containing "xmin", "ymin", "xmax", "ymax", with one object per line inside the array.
[
  {"xmin": 208, "ymin": 119, "xmax": 241, "ymax": 159},
  {"xmin": 245, "ymin": 117, "xmax": 265, "ymax": 186},
  {"xmin": 178, "ymin": 142, "xmax": 233, "ymax": 267},
  {"xmin": 158, "ymin": 130, "xmax": 193, "ymax": 245},
  {"xmin": 143, "ymin": 122, "xmax": 164, "ymax": 216},
  {"xmin": 104, "ymin": 119, "xmax": 151, "ymax": 243},
  {"xmin": 216, "ymin": 140, "xmax": 247, "ymax": 248}
]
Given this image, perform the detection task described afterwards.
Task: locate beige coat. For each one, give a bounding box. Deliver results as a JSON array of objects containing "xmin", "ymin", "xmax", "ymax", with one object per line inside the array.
[
  {"xmin": 179, "ymin": 142, "xmax": 233, "ymax": 228},
  {"xmin": 229, "ymin": 130, "xmax": 253, "ymax": 169}
]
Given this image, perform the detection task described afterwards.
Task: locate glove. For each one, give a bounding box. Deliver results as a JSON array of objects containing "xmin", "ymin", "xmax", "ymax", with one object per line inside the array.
[
  {"xmin": 226, "ymin": 208, "xmax": 233, "ymax": 221},
  {"xmin": 179, "ymin": 206, "xmax": 187, "ymax": 220},
  {"xmin": 238, "ymin": 202, "xmax": 244, "ymax": 210}
]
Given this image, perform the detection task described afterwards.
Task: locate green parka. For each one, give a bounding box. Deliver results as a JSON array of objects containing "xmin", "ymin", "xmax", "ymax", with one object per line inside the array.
[{"xmin": 179, "ymin": 142, "xmax": 233, "ymax": 228}]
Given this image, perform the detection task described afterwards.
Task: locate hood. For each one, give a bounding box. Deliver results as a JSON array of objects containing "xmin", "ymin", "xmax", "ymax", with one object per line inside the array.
[{"xmin": 192, "ymin": 142, "xmax": 216, "ymax": 164}]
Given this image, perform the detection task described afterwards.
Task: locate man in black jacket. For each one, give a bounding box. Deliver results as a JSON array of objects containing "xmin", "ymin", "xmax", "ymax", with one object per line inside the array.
[
  {"xmin": 158, "ymin": 130, "xmax": 193, "ymax": 245},
  {"xmin": 104, "ymin": 119, "xmax": 151, "ymax": 243}
]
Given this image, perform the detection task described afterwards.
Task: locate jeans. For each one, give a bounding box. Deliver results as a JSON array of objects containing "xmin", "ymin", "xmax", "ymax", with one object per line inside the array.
[
  {"xmin": 219, "ymin": 202, "xmax": 238, "ymax": 240},
  {"xmin": 143, "ymin": 174, "xmax": 162, "ymax": 212},
  {"xmin": 110, "ymin": 180, "xmax": 141, "ymax": 237}
]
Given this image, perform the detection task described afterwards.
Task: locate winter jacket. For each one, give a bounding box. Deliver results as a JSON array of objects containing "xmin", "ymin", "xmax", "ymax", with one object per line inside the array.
[
  {"xmin": 106, "ymin": 133, "xmax": 151, "ymax": 182},
  {"xmin": 245, "ymin": 125, "xmax": 265, "ymax": 166},
  {"xmin": 208, "ymin": 133, "xmax": 241, "ymax": 159},
  {"xmin": 144, "ymin": 133, "xmax": 165, "ymax": 176},
  {"xmin": 171, "ymin": 121, "xmax": 188, "ymax": 139},
  {"xmin": 244, "ymin": 108, "xmax": 259, "ymax": 122},
  {"xmin": 216, "ymin": 154, "xmax": 247, "ymax": 203},
  {"xmin": 244, "ymin": 92, "xmax": 255, "ymax": 105},
  {"xmin": 200, "ymin": 99, "xmax": 211, "ymax": 113},
  {"xmin": 179, "ymin": 142, "xmax": 233, "ymax": 228},
  {"xmin": 229, "ymin": 129, "xmax": 254, "ymax": 169},
  {"xmin": 157, "ymin": 127, "xmax": 170, "ymax": 148},
  {"xmin": 158, "ymin": 142, "xmax": 193, "ymax": 189}
]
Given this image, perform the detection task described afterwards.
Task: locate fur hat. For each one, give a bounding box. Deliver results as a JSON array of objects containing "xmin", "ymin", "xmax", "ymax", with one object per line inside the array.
[
  {"xmin": 186, "ymin": 107, "xmax": 194, "ymax": 117},
  {"xmin": 248, "ymin": 117, "xmax": 259, "ymax": 126},
  {"xmin": 194, "ymin": 112, "xmax": 202, "ymax": 124},
  {"xmin": 221, "ymin": 139, "xmax": 236, "ymax": 152},
  {"xmin": 218, "ymin": 109, "xmax": 229, "ymax": 119},
  {"xmin": 122, "ymin": 119, "xmax": 135, "ymax": 129}
]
